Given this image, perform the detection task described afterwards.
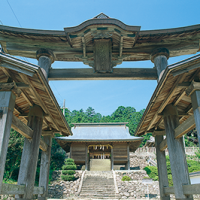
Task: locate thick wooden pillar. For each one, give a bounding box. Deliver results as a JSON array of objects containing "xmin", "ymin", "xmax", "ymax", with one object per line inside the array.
[
  {"xmin": 111, "ymin": 147, "xmax": 114, "ymax": 170},
  {"xmin": 163, "ymin": 104, "xmax": 193, "ymax": 200},
  {"xmin": 151, "ymin": 48, "xmax": 169, "ymax": 81},
  {"xmin": 0, "ymin": 91, "xmax": 16, "ymax": 192},
  {"xmin": 16, "ymin": 105, "xmax": 44, "ymax": 200},
  {"xmin": 38, "ymin": 135, "xmax": 52, "ymax": 200},
  {"xmin": 155, "ymin": 135, "xmax": 170, "ymax": 200},
  {"xmin": 85, "ymin": 145, "xmax": 88, "ymax": 170},
  {"xmin": 36, "ymin": 49, "xmax": 54, "ymax": 200},
  {"xmin": 36, "ymin": 49, "xmax": 54, "ymax": 80},
  {"xmin": 125, "ymin": 143, "xmax": 130, "ymax": 170},
  {"xmin": 191, "ymin": 91, "xmax": 200, "ymax": 148}
]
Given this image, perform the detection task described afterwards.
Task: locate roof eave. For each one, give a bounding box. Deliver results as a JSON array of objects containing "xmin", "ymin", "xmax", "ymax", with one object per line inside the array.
[{"xmin": 135, "ymin": 53, "xmax": 200, "ymax": 136}]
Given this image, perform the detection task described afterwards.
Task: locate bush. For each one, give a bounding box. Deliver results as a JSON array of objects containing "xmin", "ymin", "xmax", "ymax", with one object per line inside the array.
[
  {"xmin": 62, "ymin": 165, "xmax": 77, "ymax": 170},
  {"xmin": 62, "ymin": 170, "xmax": 76, "ymax": 175},
  {"xmin": 187, "ymin": 160, "xmax": 200, "ymax": 173},
  {"xmin": 168, "ymin": 174, "xmax": 173, "ymax": 187},
  {"xmin": 121, "ymin": 176, "xmax": 131, "ymax": 181},
  {"xmin": 61, "ymin": 175, "xmax": 75, "ymax": 181},
  {"xmin": 65, "ymin": 158, "xmax": 74, "ymax": 163},
  {"xmin": 143, "ymin": 166, "xmax": 158, "ymax": 181},
  {"xmin": 61, "ymin": 158, "xmax": 76, "ymax": 181}
]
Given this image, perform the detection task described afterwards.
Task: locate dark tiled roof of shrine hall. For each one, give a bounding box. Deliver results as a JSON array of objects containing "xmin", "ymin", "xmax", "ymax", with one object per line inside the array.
[{"xmin": 56, "ymin": 123, "xmax": 143, "ymax": 142}]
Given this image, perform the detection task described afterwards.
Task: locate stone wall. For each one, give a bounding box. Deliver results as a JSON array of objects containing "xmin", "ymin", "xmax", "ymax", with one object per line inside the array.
[
  {"xmin": 48, "ymin": 170, "xmax": 82, "ymax": 199},
  {"xmin": 115, "ymin": 170, "xmax": 160, "ymax": 199},
  {"xmin": 130, "ymin": 152, "xmax": 150, "ymax": 170}
]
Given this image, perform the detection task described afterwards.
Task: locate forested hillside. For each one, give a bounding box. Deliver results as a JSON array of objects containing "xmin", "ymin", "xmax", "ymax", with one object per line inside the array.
[{"xmin": 3, "ymin": 106, "xmax": 198, "ymax": 183}]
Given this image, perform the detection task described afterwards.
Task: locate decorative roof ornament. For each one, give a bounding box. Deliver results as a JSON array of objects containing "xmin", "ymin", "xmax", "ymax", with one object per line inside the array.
[{"xmin": 94, "ymin": 13, "xmax": 110, "ymax": 19}]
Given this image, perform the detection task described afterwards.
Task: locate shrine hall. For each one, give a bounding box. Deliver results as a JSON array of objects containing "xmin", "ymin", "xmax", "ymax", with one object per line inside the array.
[{"xmin": 56, "ymin": 122, "xmax": 142, "ymax": 170}]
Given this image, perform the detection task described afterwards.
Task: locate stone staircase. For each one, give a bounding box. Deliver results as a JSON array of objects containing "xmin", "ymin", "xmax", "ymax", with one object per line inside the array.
[{"xmin": 79, "ymin": 171, "xmax": 118, "ymax": 199}]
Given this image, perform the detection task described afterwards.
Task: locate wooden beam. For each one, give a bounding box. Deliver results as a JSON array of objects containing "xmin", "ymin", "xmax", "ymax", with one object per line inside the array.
[
  {"xmin": 1, "ymin": 183, "xmax": 44, "ymax": 195},
  {"xmin": 12, "ymin": 115, "xmax": 33, "ymax": 139},
  {"xmin": 159, "ymin": 115, "xmax": 195, "ymax": 150},
  {"xmin": 0, "ymin": 62, "xmax": 35, "ymax": 77},
  {"xmin": 152, "ymin": 130, "xmax": 165, "ymax": 137},
  {"xmin": 119, "ymin": 36, "xmax": 123, "ymax": 57},
  {"xmin": 42, "ymin": 130, "xmax": 57, "ymax": 136},
  {"xmin": 182, "ymin": 184, "xmax": 200, "ymax": 195},
  {"xmin": 48, "ymin": 68, "xmax": 158, "ymax": 80},
  {"xmin": 177, "ymin": 82, "xmax": 191, "ymax": 88},
  {"xmin": 12, "ymin": 115, "xmax": 48, "ymax": 151},
  {"xmin": 82, "ymin": 37, "xmax": 86, "ymax": 58},
  {"xmin": 164, "ymin": 184, "xmax": 200, "ymax": 195},
  {"xmin": 174, "ymin": 115, "xmax": 195, "ymax": 139},
  {"xmin": 174, "ymin": 90, "xmax": 186, "ymax": 106},
  {"xmin": 39, "ymin": 138, "xmax": 48, "ymax": 152},
  {"xmin": 0, "ymin": 82, "xmax": 29, "ymax": 90},
  {"xmin": 186, "ymin": 81, "xmax": 200, "ymax": 96},
  {"xmin": 172, "ymin": 62, "xmax": 200, "ymax": 77},
  {"xmin": 159, "ymin": 138, "xmax": 167, "ymax": 151}
]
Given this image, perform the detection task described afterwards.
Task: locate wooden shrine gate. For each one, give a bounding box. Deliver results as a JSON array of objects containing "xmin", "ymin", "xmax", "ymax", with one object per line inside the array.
[{"xmin": 1, "ymin": 13, "xmax": 200, "ymax": 199}]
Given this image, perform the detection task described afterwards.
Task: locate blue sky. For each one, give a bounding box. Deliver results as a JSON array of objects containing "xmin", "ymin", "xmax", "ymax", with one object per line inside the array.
[{"xmin": 1, "ymin": 0, "xmax": 200, "ymax": 115}]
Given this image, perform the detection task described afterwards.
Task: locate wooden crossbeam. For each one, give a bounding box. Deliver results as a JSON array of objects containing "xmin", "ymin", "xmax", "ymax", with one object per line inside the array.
[
  {"xmin": 48, "ymin": 68, "xmax": 158, "ymax": 80},
  {"xmin": 174, "ymin": 90, "xmax": 186, "ymax": 106},
  {"xmin": 174, "ymin": 115, "xmax": 195, "ymax": 139},
  {"xmin": 152, "ymin": 130, "xmax": 165, "ymax": 137},
  {"xmin": 39, "ymin": 139, "xmax": 48, "ymax": 152},
  {"xmin": 42, "ymin": 130, "xmax": 57, "ymax": 136},
  {"xmin": 164, "ymin": 184, "xmax": 200, "ymax": 195},
  {"xmin": 12, "ymin": 115, "xmax": 48, "ymax": 151},
  {"xmin": 159, "ymin": 138, "xmax": 167, "ymax": 151},
  {"xmin": 12, "ymin": 115, "xmax": 33, "ymax": 139},
  {"xmin": 160, "ymin": 114, "xmax": 196, "ymax": 151},
  {"xmin": 186, "ymin": 81, "xmax": 200, "ymax": 96},
  {"xmin": 1, "ymin": 183, "xmax": 44, "ymax": 195}
]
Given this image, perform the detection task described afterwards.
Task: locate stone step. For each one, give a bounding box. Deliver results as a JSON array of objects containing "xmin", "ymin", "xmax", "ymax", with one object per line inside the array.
[
  {"xmin": 81, "ymin": 186, "xmax": 115, "ymax": 189},
  {"xmin": 80, "ymin": 192, "xmax": 116, "ymax": 195},
  {"xmin": 79, "ymin": 198, "xmax": 117, "ymax": 199},
  {"xmin": 82, "ymin": 182, "xmax": 114, "ymax": 185},
  {"xmin": 80, "ymin": 170, "xmax": 116, "ymax": 199},
  {"xmin": 81, "ymin": 190, "xmax": 115, "ymax": 193},
  {"xmin": 79, "ymin": 194, "xmax": 116, "ymax": 197}
]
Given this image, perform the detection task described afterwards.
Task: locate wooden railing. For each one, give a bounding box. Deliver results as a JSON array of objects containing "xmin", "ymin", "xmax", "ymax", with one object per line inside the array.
[
  {"xmin": 1, "ymin": 183, "xmax": 43, "ymax": 195},
  {"xmin": 164, "ymin": 184, "xmax": 200, "ymax": 195}
]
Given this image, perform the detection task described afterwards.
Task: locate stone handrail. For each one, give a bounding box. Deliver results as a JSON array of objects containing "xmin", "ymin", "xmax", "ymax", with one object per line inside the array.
[
  {"xmin": 77, "ymin": 170, "xmax": 85, "ymax": 196},
  {"xmin": 0, "ymin": 183, "xmax": 43, "ymax": 195},
  {"xmin": 113, "ymin": 170, "xmax": 119, "ymax": 194}
]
